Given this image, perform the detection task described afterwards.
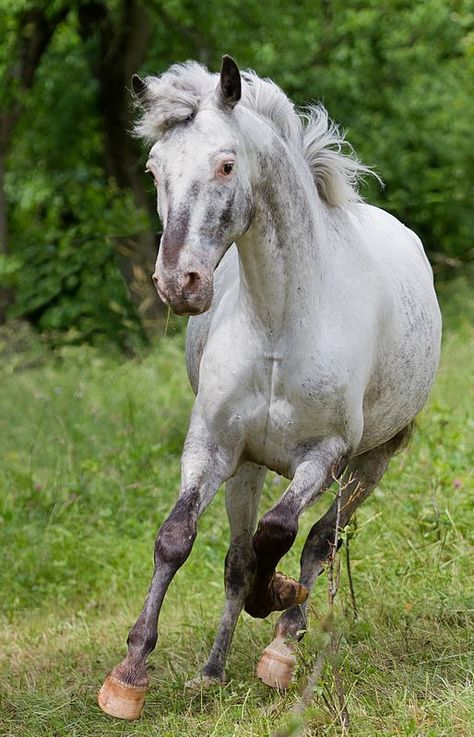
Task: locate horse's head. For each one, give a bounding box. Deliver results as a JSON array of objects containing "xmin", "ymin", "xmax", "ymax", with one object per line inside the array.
[{"xmin": 133, "ymin": 56, "xmax": 252, "ymax": 315}]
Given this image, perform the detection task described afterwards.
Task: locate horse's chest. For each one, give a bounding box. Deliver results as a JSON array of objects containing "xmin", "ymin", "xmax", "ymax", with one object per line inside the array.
[
  {"xmin": 200, "ymin": 347, "xmax": 347, "ymax": 474},
  {"xmin": 257, "ymin": 356, "xmax": 343, "ymax": 439}
]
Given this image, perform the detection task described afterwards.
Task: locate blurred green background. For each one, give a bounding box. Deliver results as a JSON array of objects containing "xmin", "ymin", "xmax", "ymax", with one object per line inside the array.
[{"xmin": 0, "ymin": 0, "xmax": 472, "ymax": 349}]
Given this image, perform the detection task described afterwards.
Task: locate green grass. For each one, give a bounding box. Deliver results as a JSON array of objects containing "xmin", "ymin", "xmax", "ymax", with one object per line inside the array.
[{"xmin": 0, "ymin": 279, "xmax": 473, "ymax": 736}]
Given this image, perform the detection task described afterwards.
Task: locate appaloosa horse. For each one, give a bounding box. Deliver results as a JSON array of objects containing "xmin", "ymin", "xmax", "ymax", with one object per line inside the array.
[{"xmin": 98, "ymin": 56, "xmax": 441, "ymax": 719}]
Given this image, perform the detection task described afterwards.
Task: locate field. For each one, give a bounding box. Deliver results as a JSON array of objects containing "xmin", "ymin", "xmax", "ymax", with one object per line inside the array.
[{"xmin": 0, "ymin": 276, "xmax": 473, "ymax": 737}]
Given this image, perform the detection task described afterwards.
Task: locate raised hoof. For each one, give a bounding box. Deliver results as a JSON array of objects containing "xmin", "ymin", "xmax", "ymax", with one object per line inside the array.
[
  {"xmin": 245, "ymin": 573, "xmax": 309, "ymax": 618},
  {"xmin": 273, "ymin": 573, "xmax": 308, "ymax": 610},
  {"xmin": 98, "ymin": 673, "xmax": 148, "ymax": 720},
  {"xmin": 256, "ymin": 635, "xmax": 297, "ymax": 689},
  {"xmin": 184, "ymin": 673, "xmax": 226, "ymax": 691}
]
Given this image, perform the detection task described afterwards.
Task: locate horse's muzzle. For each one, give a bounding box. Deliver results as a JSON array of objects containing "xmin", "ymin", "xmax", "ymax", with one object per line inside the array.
[{"xmin": 152, "ymin": 269, "xmax": 213, "ymax": 315}]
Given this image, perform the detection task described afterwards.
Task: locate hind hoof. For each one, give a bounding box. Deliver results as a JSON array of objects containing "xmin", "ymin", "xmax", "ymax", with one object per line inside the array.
[
  {"xmin": 256, "ymin": 635, "xmax": 296, "ymax": 689},
  {"xmin": 98, "ymin": 673, "xmax": 148, "ymax": 720}
]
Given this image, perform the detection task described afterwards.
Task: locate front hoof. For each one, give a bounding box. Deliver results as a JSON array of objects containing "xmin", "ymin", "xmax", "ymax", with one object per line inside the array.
[
  {"xmin": 98, "ymin": 669, "xmax": 148, "ymax": 720},
  {"xmin": 256, "ymin": 635, "xmax": 296, "ymax": 689},
  {"xmin": 273, "ymin": 573, "xmax": 308, "ymax": 610},
  {"xmin": 245, "ymin": 573, "xmax": 308, "ymax": 618},
  {"xmin": 185, "ymin": 673, "xmax": 226, "ymax": 691}
]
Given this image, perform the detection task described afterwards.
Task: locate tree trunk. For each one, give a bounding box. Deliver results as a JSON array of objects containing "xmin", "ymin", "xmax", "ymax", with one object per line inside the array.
[
  {"xmin": 0, "ymin": 6, "xmax": 69, "ymax": 323},
  {"xmin": 0, "ymin": 150, "xmax": 11, "ymax": 323},
  {"xmin": 80, "ymin": 0, "xmax": 165, "ymax": 332}
]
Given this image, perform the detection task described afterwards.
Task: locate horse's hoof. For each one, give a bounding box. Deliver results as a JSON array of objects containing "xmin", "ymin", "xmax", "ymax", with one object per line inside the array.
[
  {"xmin": 273, "ymin": 573, "xmax": 308, "ymax": 610},
  {"xmin": 184, "ymin": 673, "xmax": 226, "ymax": 691},
  {"xmin": 98, "ymin": 672, "xmax": 148, "ymax": 720},
  {"xmin": 256, "ymin": 635, "xmax": 296, "ymax": 689},
  {"xmin": 245, "ymin": 574, "xmax": 309, "ymax": 618}
]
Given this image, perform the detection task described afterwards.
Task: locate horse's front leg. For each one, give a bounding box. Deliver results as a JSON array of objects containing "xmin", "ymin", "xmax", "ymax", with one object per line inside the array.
[
  {"xmin": 97, "ymin": 418, "xmax": 236, "ymax": 720},
  {"xmin": 186, "ymin": 462, "xmax": 267, "ymax": 689},
  {"xmin": 245, "ymin": 437, "xmax": 349, "ymax": 620}
]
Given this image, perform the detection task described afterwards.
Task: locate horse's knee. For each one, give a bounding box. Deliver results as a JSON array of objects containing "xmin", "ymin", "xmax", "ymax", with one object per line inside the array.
[
  {"xmin": 253, "ymin": 508, "xmax": 298, "ymax": 569},
  {"xmin": 154, "ymin": 497, "xmax": 197, "ymax": 568}
]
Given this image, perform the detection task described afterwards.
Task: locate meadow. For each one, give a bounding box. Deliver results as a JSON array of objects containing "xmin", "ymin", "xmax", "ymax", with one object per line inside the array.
[{"xmin": 0, "ymin": 275, "xmax": 473, "ymax": 737}]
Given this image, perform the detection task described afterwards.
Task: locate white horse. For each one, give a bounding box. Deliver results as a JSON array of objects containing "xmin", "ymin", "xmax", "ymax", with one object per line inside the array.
[{"xmin": 98, "ymin": 56, "xmax": 441, "ymax": 720}]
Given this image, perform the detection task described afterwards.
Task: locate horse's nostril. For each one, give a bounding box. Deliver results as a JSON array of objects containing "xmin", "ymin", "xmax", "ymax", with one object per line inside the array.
[{"xmin": 183, "ymin": 272, "xmax": 201, "ymax": 292}]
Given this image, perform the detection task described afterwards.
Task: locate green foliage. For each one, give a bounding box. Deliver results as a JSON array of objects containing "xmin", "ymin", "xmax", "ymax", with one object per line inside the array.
[
  {"xmin": 3, "ymin": 14, "xmax": 149, "ymax": 347},
  {"xmin": 8, "ymin": 171, "xmax": 147, "ymax": 345},
  {"xmin": 239, "ymin": 0, "xmax": 474, "ymax": 264},
  {"xmin": 1, "ymin": 0, "xmax": 473, "ymax": 346}
]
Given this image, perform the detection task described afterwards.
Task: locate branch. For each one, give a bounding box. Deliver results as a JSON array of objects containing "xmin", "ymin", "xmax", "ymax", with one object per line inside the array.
[{"xmin": 273, "ymin": 476, "xmax": 351, "ymax": 736}]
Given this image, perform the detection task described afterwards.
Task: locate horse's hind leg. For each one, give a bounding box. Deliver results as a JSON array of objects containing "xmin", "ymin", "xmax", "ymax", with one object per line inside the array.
[
  {"xmin": 186, "ymin": 462, "xmax": 266, "ymax": 689},
  {"xmin": 258, "ymin": 424, "xmax": 412, "ymax": 688}
]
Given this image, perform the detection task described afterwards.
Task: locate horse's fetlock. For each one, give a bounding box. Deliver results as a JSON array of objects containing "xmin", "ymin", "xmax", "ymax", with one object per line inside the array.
[{"xmin": 127, "ymin": 626, "xmax": 157, "ymax": 654}]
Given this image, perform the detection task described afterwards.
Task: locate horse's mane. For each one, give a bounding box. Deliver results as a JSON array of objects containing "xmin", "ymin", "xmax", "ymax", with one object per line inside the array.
[{"xmin": 134, "ymin": 61, "xmax": 377, "ymax": 207}]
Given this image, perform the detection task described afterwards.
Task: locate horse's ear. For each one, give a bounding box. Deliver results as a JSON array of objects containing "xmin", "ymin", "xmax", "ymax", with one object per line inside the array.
[
  {"xmin": 218, "ymin": 55, "xmax": 241, "ymax": 110},
  {"xmin": 131, "ymin": 74, "xmax": 148, "ymax": 100}
]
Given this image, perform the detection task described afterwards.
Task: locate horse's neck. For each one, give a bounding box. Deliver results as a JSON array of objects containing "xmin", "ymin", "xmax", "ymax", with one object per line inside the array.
[{"xmin": 236, "ymin": 138, "xmax": 327, "ymax": 334}]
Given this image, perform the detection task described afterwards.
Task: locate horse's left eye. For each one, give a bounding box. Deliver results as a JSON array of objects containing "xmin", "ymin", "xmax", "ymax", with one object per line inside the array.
[{"xmin": 221, "ymin": 161, "xmax": 234, "ymax": 176}]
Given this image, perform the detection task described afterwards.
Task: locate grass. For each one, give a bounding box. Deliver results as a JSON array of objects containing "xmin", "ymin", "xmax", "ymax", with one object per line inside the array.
[{"xmin": 0, "ymin": 276, "xmax": 473, "ymax": 736}]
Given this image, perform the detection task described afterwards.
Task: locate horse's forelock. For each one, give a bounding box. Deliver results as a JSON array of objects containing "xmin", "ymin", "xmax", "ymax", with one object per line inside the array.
[{"xmin": 133, "ymin": 62, "xmax": 215, "ymax": 140}]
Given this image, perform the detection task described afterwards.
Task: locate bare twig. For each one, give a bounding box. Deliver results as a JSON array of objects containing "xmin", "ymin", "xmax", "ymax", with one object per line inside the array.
[
  {"xmin": 272, "ymin": 474, "xmax": 351, "ymax": 736},
  {"xmin": 328, "ymin": 479, "xmax": 350, "ymax": 733},
  {"xmin": 345, "ymin": 529, "xmax": 358, "ymax": 620}
]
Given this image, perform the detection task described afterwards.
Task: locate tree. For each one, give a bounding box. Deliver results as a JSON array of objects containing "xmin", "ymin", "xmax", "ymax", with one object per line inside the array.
[
  {"xmin": 1, "ymin": 0, "xmax": 472, "ymax": 346},
  {"xmin": 78, "ymin": 0, "xmax": 162, "ymax": 327},
  {"xmin": 0, "ymin": 1, "xmax": 68, "ymax": 322}
]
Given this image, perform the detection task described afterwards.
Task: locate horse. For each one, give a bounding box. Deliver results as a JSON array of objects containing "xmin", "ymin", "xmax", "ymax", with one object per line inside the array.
[{"xmin": 98, "ymin": 55, "xmax": 441, "ymax": 720}]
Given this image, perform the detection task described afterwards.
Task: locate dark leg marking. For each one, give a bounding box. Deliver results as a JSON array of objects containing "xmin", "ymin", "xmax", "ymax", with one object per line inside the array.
[
  {"xmin": 99, "ymin": 423, "xmax": 235, "ymax": 713},
  {"xmin": 194, "ymin": 463, "xmax": 266, "ymax": 684},
  {"xmin": 245, "ymin": 439, "xmax": 349, "ymax": 619},
  {"xmin": 113, "ymin": 490, "xmax": 200, "ymax": 686},
  {"xmin": 275, "ymin": 423, "xmax": 415, "ymax": 641},
  {"xmin": 244, "ymin": 503, "xmax": 299, "ymax": 618}
]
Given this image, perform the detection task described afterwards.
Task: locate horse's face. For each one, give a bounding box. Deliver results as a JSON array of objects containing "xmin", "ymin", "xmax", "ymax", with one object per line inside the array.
[{"xmin": 145, "ymin": 58, "xmax": 252, "ymax": 316}]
